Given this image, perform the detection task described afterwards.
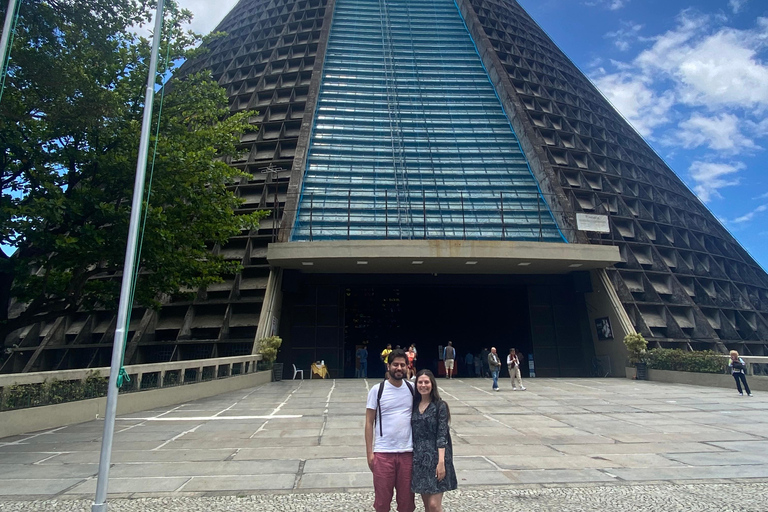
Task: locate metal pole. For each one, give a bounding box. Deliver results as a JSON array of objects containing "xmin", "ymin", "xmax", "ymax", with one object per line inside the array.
[
  {"xmin": 422, "ymin": 189, "xmax": 426, "ymax": 240},
  {"xmin": 91, "ymin": 2, "xmax": 164, "ymax": 511},
  {"xmin": 500, "ymin": 192, "xmax": 505, "ymax": 241},
  {"xmin": 460, "ymin": 191, "xmax": 466, "ymax": 240},
  {"xmin": 309, "ymin": 192, "xmax": 314, "ymax": 241},
  {"xmin": 0, "ymin": 0, "xmax": 20, "ymax": 84},
  {"xmin": 347, "ymin": 190, "xmax": 351, "ymax": 240},
  {"xmin": 385, "ymin": 189, "xmax": 389, "ymax": 239}
]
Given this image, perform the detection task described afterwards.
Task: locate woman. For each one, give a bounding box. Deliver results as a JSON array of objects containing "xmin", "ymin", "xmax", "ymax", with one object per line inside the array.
[
  {"xmin": 406, "ymin": 346, "xmax": 417, "ymax": 380},
  {"xmin": 411, "ymin": 370, "xmax": 457, "ymax": 512},
  {"xmin": 729, "ymin": 350, "xmax": 752, "ymax": 396},
  {"xmin": 507, "ymin": 348, "xmax": 525, "ymax": 390}
]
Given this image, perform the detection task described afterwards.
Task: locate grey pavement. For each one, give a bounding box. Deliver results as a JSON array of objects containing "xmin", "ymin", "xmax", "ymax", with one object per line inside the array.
[{"xmin": 1, "ymin": 377, "xmax": 768, "ymax": 510}]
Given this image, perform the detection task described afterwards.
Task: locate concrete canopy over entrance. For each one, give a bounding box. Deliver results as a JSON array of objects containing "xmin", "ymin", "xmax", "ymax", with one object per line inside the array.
[{"xmin": 267, "ymin": 240, "xmax": 620, "ymax": 274}]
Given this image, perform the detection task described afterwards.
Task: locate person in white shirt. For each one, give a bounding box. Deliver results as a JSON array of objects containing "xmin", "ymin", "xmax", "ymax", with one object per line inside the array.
[
  {"xmin": 365, "ymin": 349, "xmax": 416, "ymax": 512},
  {"xmin": 507, "ymin": 348, "xmax": 525, "ymax": 390}
]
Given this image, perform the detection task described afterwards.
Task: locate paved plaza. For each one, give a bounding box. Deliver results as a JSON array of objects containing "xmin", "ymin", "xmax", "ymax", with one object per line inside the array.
[{"xmin": 1, "ymin": 377, "xmax": 768, "ymax": 510}]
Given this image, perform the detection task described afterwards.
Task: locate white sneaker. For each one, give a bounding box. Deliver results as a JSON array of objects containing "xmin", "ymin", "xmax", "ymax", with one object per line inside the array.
[
  {"xmin": 512, "ymin": 387, "xmax": 517, "ymax": 390},
  {"xmin": 494, "ymin": 388, "xmax": 500, "ymax": 392},
  {"xmin": 520, "ymin": 387, "xmax": 526, "ymax": 391}
]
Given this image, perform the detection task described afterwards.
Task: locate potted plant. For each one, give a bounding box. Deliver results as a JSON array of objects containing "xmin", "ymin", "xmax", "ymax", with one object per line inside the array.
[
  {"xmin": 257, "ymin": 336, "xmax": 283, "ymax": 381},
  {"xmin": 624, "ymin": 333, "xmax": 648, "ymax": 380}
]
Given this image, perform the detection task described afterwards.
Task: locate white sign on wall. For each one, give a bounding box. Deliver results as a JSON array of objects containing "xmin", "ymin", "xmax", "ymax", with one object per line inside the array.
[{"xmin": 576, "ymin": 213, "xmax": 610, "ymax": 233}]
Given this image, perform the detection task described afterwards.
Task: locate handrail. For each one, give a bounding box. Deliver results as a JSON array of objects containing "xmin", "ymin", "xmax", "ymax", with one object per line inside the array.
[{"xmin": 0, "ymin": 354, "xmax": 263, "ymax": 388}]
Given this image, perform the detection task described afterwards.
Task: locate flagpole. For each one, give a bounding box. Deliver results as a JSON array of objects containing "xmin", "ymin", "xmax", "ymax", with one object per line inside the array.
[
  {"xmin": 91, "ymin": 1, "xmax": 165, "ymax": 510},
  {"xmin": 0, "ymin": 0, "xmax": 20, "ymax": 80}
]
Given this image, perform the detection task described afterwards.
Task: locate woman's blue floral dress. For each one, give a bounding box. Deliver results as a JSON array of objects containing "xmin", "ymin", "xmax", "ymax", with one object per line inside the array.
[{"xmin": 410, "ymin": 400, "xmax": 457, "ymax": 494}]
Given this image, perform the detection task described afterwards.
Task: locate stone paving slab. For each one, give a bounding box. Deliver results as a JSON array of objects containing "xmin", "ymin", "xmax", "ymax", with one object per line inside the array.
[{"xmin": 0, "ymin": 377, "xmax": 767, "ymax": 505}]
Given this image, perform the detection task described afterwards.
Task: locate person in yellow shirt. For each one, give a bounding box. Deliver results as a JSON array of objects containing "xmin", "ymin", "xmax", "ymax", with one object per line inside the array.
[{"xmin": 381, "ymin": 344, "xmax": 393, "ymax": 377}]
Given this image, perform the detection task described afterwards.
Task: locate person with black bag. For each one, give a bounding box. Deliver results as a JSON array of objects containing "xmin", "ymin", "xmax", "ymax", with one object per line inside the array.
[
  {"xmin": 410, "ymin": 369, "xmax": 457, "ymax": 512},
  {"xmin": 729, "ymin": 350, "xmax": 753, "ymax": 396}
]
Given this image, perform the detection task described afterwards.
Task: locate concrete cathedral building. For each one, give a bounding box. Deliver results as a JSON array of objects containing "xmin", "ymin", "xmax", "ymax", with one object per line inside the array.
[{"xmin": 5, "ymin": 0, "xmax": 768, "ymax": 377}]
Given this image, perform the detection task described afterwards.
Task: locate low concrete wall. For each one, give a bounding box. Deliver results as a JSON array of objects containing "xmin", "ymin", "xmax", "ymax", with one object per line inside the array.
[
  {"xmin": 0, "ymin": 371, "xmax": 272, "ymax": 440},
  {"xmin": 625, "ymin": 367, "xmax": 768, "ymax": 392}
]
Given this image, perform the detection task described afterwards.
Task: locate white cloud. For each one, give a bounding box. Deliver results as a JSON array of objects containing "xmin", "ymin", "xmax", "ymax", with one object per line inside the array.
[
  {"xmin": 674, "ymin": 113, "xmax": 759, "ymax": 153},
  {"xmin": 592, "ymin": 72, "xmax": 675, "ymax": 138},
  {"xmin": 688, "ymin": 161, "xmax": 744, "ymax": 202},
  {"xmin": 585, "ymin": 0, "xmax": 629, "ymax": 10},
  {"xmin": 605, "ymin": 22, "xmax": 644, "ymax": 51},
  {"xmin": 729, "ymin": 0, "xmax": 749, "ymax": 14},
  {"xmin": 179, "ymin": 0, "xmax": 240, "ymax": 35},
  {"xmin": 634, "ymin": 13, "xmax": 768, "ymax": 108},
  {"xmin": 733, "ymin": 204, "xmax": 768, "ymax": 223}
]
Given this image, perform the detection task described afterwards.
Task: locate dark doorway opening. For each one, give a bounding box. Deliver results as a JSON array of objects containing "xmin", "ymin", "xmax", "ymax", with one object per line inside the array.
[{"xmin": 344, "ymin": 284, "xmax": 531, "ymax": 379}]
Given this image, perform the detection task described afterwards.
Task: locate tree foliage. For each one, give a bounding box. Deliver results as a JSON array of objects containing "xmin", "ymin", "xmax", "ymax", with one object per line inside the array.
[{"xmin": 0, "ymin": 0, "xmax": 265, "ymax": 343}]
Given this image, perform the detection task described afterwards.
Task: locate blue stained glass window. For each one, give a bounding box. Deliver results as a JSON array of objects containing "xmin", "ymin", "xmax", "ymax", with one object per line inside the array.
[{"xmin": 292, "ymin": 0, "xmax": 564, "ymax": 242}]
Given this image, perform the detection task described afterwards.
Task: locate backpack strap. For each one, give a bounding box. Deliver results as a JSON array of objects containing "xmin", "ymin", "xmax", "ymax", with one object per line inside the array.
[
  {"xmin": 376, "ymin": 380, "xmax": 386, "ymax": 437},
  {"xmin": 376, "ymin": 379, "xmax": 415, "ymax": 437}
]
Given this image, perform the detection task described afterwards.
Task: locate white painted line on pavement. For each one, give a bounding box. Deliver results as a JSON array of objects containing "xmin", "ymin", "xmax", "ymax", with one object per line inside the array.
[
  {"xmin": 270, "ymin": 381, "xmax": 303, "ymax": 416},
  {"xmin": 33, "ymin": 453, "xmax": 63, "ymax": 465},
  {"xmin": 115, "ymin": 415, "xmax": 303, "ymax": 421},
  {"xmin": 152, "ymin": 423, "xmax": 204, "ymax": 451},
  {"xmin": 0, "ymin": 426, "xmax": 67, "ymax": 446},
  {"xmin": 250, "ymin": 420, "xmax": 270, "ymax": 438}
]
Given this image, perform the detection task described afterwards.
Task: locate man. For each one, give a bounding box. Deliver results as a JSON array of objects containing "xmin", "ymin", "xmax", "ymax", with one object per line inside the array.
[
  {"xmin": 443, "ymin": 341, "xmax": 456, "ymax": 379},
  {"xmin": 357, "ymin": 345, "xmax": 369, "ymax": 378},
  {"xmin": 365, "ymin": 350, "xmax": 416, "ymax": 512},
  {"xmin": 464, "ymin": 351, "xmax": 474, "ymax": 377},
  {"xmin": 380, "ymin": 344, "xmax": 393, "ymax": 376},
  {"xmin": 488, "ymin": 347, "xmax": 502, "ymax": 391}
]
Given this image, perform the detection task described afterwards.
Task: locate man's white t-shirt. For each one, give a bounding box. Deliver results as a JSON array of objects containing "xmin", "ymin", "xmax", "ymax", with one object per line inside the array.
[{"xmin": 366, "ymin": 380, "xmax": 414, "ymax": 453}]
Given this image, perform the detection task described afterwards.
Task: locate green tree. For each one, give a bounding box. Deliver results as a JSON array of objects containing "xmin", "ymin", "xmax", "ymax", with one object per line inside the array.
[{"xmin": 0, "ymin": 0, "xmax": 265, "ymax": 346}]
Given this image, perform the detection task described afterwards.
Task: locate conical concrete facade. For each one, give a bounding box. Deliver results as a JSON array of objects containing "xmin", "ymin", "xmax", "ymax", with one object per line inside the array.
[{"xmin": 5, "ymin": 0, "xmax": 767, "ymax": 374}]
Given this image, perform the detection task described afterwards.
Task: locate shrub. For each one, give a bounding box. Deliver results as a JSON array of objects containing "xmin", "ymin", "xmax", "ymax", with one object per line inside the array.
[
  {"xmin": 0, "ymin": 372, "xmax": 108, "ymax": 411},
  {"xmin": 644, "ymin": 348, "xmax": 727, "ymax": 374},
  {"xmin": 623, "ymin": 333, "xmax": 647, "ymax": 364},
  {"xmin": 257, "ymin": 336, "xmax": 283, "ymax": 365}
]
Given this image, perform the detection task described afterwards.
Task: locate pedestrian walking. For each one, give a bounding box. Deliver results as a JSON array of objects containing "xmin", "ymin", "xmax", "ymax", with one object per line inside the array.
[
  {"xmin": 729, "ymin": 350, "xmax": 753, "ymax": 396},
  {"xmin": 411, "ymin": 370, "xmax": 457, "ymax": 511},
  {"xmin": 443, "ymin": 342, "xmax": 456, "ymax": 379},
  {"xmin": 507, "ymin": 348, "xmax": 525, "ymax": 390},
  {"xmin": 473, "ymin": 353, "xmax": 482, "ymax": 377},
  {"xmin": 365, "ymin": 350, "xmax": 416, "ymax": 512},
  {"xmin": 488, "ymin": 347, "xmax": 502, "ymax": 391},
  {"xmin": 464, "ymin": 352, "xmax": 474, "ymax": 378}
]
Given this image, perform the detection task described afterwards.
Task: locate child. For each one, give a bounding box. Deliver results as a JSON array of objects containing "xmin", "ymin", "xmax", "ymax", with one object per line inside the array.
[{"xmin": 729, "ymin": 350, "xmax": 752, "ymax": 397}]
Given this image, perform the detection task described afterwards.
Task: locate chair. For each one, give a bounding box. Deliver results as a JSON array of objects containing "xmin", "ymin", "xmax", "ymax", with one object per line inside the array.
[{"xmin": 292, "ymin": 364, "xmax": 304, "ymax": 380}]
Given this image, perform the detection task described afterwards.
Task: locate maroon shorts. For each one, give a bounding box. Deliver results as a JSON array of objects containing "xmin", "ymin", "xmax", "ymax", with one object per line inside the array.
[{"xmin": 372, "ymin": 452, "xmax": 415, "ymax": 512}]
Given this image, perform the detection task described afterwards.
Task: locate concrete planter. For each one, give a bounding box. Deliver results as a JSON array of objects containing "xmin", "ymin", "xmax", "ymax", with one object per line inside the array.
[{"xmin": 625, "ymin": 367, "xmax": 768, "ymax": 392}]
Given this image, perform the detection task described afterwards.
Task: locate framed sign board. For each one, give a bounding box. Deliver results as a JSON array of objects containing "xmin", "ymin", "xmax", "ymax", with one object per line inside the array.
[
  {"xmin": 576, "ymin": 213, "xmax": 610, "ymax": 233},
  {"xmin": 595, "ymin": 317, "xmax": 614, "ymax": 340}
]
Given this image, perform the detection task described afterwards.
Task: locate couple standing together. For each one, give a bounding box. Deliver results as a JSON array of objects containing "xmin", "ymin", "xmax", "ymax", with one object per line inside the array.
[{"xmin": 365, "ymin": 349, "xmax": 458, "ymax": 512}]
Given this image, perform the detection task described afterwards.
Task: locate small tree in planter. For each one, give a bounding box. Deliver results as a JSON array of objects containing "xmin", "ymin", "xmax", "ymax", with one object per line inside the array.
[
  {"xmin": 257, "ymin": 336, "xmax": 283, "ymax": 380},
  {"xmin": 624, "ymin": 333, "xmax": 648, "ymax": 380}
]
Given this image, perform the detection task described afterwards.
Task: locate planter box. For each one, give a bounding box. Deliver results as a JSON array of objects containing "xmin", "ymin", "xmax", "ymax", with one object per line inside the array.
[{"xmin": 625, "ymin": 367, "xmax": 768, "ymax": 392}]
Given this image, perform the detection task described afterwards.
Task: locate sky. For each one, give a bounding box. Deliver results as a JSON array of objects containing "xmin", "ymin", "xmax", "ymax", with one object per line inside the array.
[{"xmin": 179, "ymin": 0, "xmax": 768, "ymax": 269}]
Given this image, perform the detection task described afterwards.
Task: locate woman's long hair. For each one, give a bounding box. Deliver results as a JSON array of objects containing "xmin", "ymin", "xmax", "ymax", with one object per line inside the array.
[{"xmin": 414, "ymin": 369, "xmax": 451, "ymax": 423}]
